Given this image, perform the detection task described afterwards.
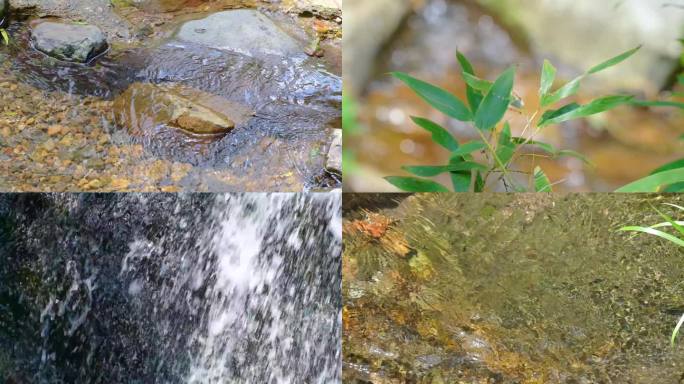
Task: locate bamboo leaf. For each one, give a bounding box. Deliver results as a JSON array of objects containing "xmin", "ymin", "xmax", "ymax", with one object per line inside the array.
[
  {"xmin": 411, "ymin": 116, "xmax": 460, "ymax": 152},
  {"xmin": 402, "ymin": 162, "xmax": 487, "ymax": 177},
  {"xmin": 450, "ymin": 172, "xmax": 471, "ymax": 192},
  {"xmin": 538, "ymin": 103, "xmax": 581, "ymax": 126},
  {"xmin": 540, "ymin": 59, "xmax": 557, "ymax": 97},
  {"xmin": 556, "ymin": 150, "xmax": 592, "ymax": 165},
  {"xmin": 495, "ymin": 122, "xmax": 515, "ymax": 166},
  {"xmin": 456, "ymin": 51, "xmax": 484, "ymax": 113},
  {"xmin": 539, "ymin": 95, "xmax": 633, "ymax": 127},
  {"xmin": 450, "ymin": 140, "xmax": 487, "ymax": 157},
  {"xmin": 474, "ymin": 171, "xmax": 486, "ymax": 192},
  {"xmin": 541, "ymin": 76, "xmax": 583, "ymax": 108},
  {"xmin": 385, "ymin": 176, "xmax": 450, "ymax": 192},
  {"xmin": 533, "ymin": 166, "xmax": 552, "ymax": 192},
  {"xmin": 393, "ymin": 72, "xmax": 473, "ymax": 121},
  {"xmin": 616, "ymin": 168, "xmax": 684, "ymax": 192},
  {"xmin": 618, "ymin": 226, "xmax": 684, "ymax": 247},
  {"xmin": 672, "ymin": 313, "xmax": 684, "ymax": 348},
  {"xmin": 462, "ymin": 72, "xmax": 493, "ymax": 93},
  {"xmin": 587, "ymin": 45, "xmax": 641, "ymax": 74},
  {"xmin": 632, "ymin": 100, "xmax": 684, "ymax": 110},
  {"xmin": 650, "ymin": 159, "xmax": 684, "ymax": 175},
  {"xmin": 474, "ymin": 66, "xmax": 515, "ymax": 131}
]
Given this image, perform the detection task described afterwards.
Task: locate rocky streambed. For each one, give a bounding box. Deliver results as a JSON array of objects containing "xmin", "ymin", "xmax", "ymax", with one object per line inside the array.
[
  {"xmin": 344, "ymin": 194, "xmax": 684, "ymax": 383},
  {"xmin": 0, "ymin": 0, "xmax": 342, "ymax": 192}
]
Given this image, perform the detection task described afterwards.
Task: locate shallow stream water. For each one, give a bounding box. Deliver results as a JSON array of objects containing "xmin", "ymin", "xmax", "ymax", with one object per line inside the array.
[
  {"xmin": 0, "ymin": 192, "xmax": 342, "ymax": 383},
  {"xmin": 0, "ymin": 1, "xmax": 341, "ymax": 192},
  {"xmin": 344, "ymin": 194, "xmax": 684, "ymax": 382}
]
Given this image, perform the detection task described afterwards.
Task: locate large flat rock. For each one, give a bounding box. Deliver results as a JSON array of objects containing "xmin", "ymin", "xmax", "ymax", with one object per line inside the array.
[{"xmin": 176, "ymin": 9, "xmax": 302, "ymax": 57}]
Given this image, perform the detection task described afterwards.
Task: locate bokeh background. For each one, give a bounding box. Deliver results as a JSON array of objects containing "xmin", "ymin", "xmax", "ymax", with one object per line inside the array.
[{"xmin": 343, "ymin": 0, "xmax": 684, "ymax": 192}]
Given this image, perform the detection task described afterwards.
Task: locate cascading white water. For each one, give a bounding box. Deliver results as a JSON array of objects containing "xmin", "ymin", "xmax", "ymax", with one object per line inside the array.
[{"xmin": 120, "ymin": 193, "xmax": 342, "ymax": 383}]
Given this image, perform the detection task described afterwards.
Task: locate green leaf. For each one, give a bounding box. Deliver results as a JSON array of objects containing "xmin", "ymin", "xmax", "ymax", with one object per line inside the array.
[
  {"xmin": 587, "ymin": 45, "xmax": 641, "ymax": 74},
  {"xmin": 511, "ymin": 137, "xmax": 556, "ymax": 154},
  {"xmin": 672, "ymin": 313, "xmax": 684, "ymax": 348},
  {"xmin": 393, "ymin": 72, "xmax": 473, "ymax": 121},
  {"xmin": 533, "ymin": 166, "xmax": 552, "ymax": 192},
  {"xmin": 556, "ymin": 150, "xmax": 592, "ymax": 165},
  {"xmin": 474, "ymin": 171, "xmax": 486, "ymax": 192},
  {"xmin": 411, "ymin": 117, "xmax": 460, "ymax": 152},
  {"xmin": 663, "ymin": 182, "xmax": 684, "ymax": 192},
  {"xmin": 618, "ymin": 226, "xmax": 684, "ymax": 247},
  {"xmin": 541, "ymin": 76, "xmax": 583, "ymax": 107},
  {"xmin": 0, "ymin": 29, "xmax": 8, "ymax": 46},
  {"xmin": 539, "ymin": 95, "xmax": 634, "ymax": 127},
  {"xmin": 450, "ymin": 140, "xmax": 487, "ymax": 157},
  {"xmin": 385, "ymin": 176, "xmax": 450, "ymax": 192},
  {"xmin": 495, "ymin": 122, "xmax": 515, "ymax": 166},
  {"xmin": 539, "ymin": 59, "xmax": 557, "ymax": 97},
  {"xmin": 462, "ymin": 73, "xmax": 493, "ymax": 93},
  {"xmin": 616, "ymin": 168, "xmax": 684, "ymax": 192},
  {"xmin": 631, "ymin": 100, "xmax": 684, "ymax": 110},
  {"xmin": 456, "ymin": 51, "xmax": 484, "ymax": 113},
  {"xmin": 449, "ymin": 151, "xmax": 473, "ymax": 192},
  {"xmin": 510, "ymin": 137, "xmax": 592, "ymax": 165},
  {"xmin": 450, "ymin": 172, "xmax": 471, "ymax": 192},
  {"xmin": 402, "ymin": 162, "xmax": 486, "ymax": 177},
  {"xmin": 650, "ymin": 159, "xmax": 684, "ymax": 175},
  {"xmin": 538, "ymin": 103, "xmax": 581, "ymax": 126},
  {"xmin": 474, "ymin": 66, "xmax": 515, "ymax": 131},
  {"xmin": 652, "ymin": 204, "xmax": 684, "ymax": 238}
]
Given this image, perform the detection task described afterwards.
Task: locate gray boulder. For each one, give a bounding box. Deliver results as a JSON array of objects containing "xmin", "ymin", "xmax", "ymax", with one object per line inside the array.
[
  {"xmin": 176, "ymin": 9, "xmax": 301, "ymax": 58},
  {"xmin": 31, "ymin": 21, "xmax": 108, "ymax": 63},
  {"xmin": 0, "ymin": 0, "xmax": 8, "ymax": 24},
  {"xmin": 326, "ymin": 129, "xmax": 342, "ymax": 175}
]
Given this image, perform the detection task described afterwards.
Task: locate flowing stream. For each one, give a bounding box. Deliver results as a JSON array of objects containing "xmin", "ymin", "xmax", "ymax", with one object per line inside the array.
[
  {"xmin": 0, "ymin": 1, "xmax": 342, "ymax": 191},
  {"xmin": 0, "ymin": 192, "xmax": 341, "ymax": 383}
]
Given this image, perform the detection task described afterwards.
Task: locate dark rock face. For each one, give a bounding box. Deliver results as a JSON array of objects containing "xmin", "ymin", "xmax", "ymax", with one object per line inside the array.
[
  {"xmin": 0, "ymin": 193, "xmax": 342, "ymax": 383},
  {"xmin": 0, "ymin": 0, "xmax": 8, "ymax": 25},
  {"xmin": 31, "ymin": 21, "xmax": 108, "ymax": 63}
]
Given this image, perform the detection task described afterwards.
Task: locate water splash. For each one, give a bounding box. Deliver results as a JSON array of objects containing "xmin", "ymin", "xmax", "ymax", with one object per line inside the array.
[{"xmin": 0, "ymin": 193, "xmax": 341, "ymax": 383}]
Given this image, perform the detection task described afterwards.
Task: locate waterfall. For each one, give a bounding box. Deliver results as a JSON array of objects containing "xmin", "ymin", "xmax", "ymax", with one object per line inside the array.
[{"xmin": 0, "ymin": 193, "xmax": 341, "ymax": 383}]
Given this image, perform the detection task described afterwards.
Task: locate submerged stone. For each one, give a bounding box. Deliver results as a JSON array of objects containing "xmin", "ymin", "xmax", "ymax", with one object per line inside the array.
[
  {"xmin": 31, "ymin": 21, "xmax": 108, "ymax": 63},
  {"xmin": 113, "ymin": 82, "xmax": 253, "ymax": 139},
  {"xmin": 176, "ymin": 9, "xmax": 302, "ymax": 57},
  {"xmin": 326, "ymin": 129, "xmax": 341, "ymax": 175}
]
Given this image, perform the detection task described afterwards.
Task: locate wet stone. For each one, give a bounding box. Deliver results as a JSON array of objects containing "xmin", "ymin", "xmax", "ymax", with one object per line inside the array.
[
  {"xmin": 326, "ymin": 128, "xmax": 341, "ymax": 175},
  {"xmin": 293, "ymin": 0, "xmax": 342, "ymax": 19},
  {"xmin": 31, "ymin": 21, "xmax": 108, "ymax": 63},
  {"xmin": 176, "ymin": 9, "xmax": 302, "ymax": 57}
]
